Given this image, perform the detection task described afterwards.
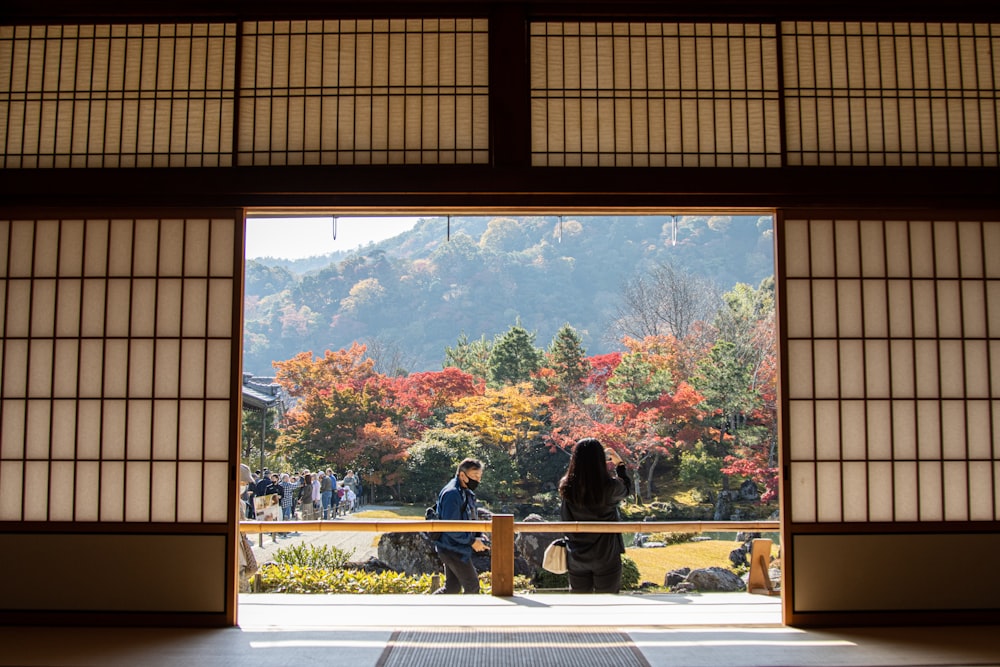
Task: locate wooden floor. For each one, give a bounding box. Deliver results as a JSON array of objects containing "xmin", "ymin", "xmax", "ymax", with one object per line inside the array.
[{"xmin": 1, "ymin": 594, "xmax": 998, "ymax": 667}]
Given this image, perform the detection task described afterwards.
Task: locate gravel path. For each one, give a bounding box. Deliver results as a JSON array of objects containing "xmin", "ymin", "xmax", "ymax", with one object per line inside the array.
[{"xmin": 248, "ymin": 505, "xmax": 404, "ymax": 565}]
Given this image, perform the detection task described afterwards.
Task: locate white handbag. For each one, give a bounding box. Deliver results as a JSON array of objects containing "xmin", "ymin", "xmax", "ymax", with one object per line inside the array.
[{"xmin": 542, "ymin": 538, "xmax": 568, "ymax": 574}]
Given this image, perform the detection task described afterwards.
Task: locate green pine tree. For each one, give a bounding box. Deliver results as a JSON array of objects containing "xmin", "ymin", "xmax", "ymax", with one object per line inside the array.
[
  {"xmin": 605, "ymin": 352, "xmax": 672, "ymax": 405},
  {"xmin": 444, "ymin": 332, "xmax": 493, "ymax": 380},
  {"xmin": 487, "ymin": 323, "xmax": 543, "ymax": 387},
  {"xmin": 547, "ymin": 323, "xmax": 589, "ymax": 395}
]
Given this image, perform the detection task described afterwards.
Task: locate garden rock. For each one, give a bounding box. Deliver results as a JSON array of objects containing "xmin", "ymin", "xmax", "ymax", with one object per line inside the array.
[
  {"xmin": 515, "ymin": 514, "xmax": 564, "ymax": 571},
  {"xmin": 379, "ymin": 530, "xmax": 535, "ymax": 577},
  {"xmin": 729, "ymin": 545, "xmax": 748, "ymax": 567},
  {"xmin": 730, "ymin": 533, "xmax": 763, "ymax": 567},
  {"xmin": 739, "ymin": 479, "xmax": 761, "ymax": 501},
  {"xmin": 671, "ymin": 581, "xmax": 698, "ymax": 594},
  {"xmin": 377, "ymin": 532, "xmax": 443, "ymax": 576},
  {"xmin": 685, "ymin": 566, "xmax": 746, "ymax": 592},
  {"xmin": 713, "ymin": 491, "xmax": 733, "ymax": 521},
  {"xmin": 664, "ymin": 567, "xmax": 691, "ymax": 588}
]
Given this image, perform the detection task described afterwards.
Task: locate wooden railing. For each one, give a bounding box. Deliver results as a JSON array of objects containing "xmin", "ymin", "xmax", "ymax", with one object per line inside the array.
[{"xmin": 240, "ymin": 515, "xmax": 780, "ymax": 596}]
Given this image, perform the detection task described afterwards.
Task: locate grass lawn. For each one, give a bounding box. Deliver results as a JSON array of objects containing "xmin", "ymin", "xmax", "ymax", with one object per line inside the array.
[
  {"xmin": 627, "ymin": 540, "xmax": 741, "ymax": 586},
  {"xmin": 627, "ymin": 538, "xmax": 781, "ymax": 587},
  {"xmin": 354, "ymin": 505, "xmax": 425, "ymax": 520}
]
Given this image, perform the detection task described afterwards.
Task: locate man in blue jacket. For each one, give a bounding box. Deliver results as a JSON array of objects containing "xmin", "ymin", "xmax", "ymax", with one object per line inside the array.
[{"xmin": 432, "ymin": 458, "xmax": 487, "ymax": 594}]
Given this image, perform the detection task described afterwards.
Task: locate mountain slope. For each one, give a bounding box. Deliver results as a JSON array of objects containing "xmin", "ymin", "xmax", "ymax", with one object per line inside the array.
[{"xmin": 244, "ymin": 214, "xmax": 774, "ymax": 374}]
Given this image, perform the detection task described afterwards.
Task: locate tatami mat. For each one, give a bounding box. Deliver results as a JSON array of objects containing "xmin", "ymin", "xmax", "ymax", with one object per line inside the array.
[
  {"xmin": 375, "ymin": 627, "xmax": 649, "ymax": 667},
  {"xmin": 1, "ymin": 595, "xmax": 998, "ymax": 666}
]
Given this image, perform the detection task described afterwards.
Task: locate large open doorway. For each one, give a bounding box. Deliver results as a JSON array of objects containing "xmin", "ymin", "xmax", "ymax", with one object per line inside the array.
[{"xmin": 237, "ymin": 211, "xmax": 781, "ymax": 611}]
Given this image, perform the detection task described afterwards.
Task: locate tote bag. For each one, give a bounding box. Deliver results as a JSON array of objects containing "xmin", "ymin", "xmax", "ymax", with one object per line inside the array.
[{"xmin": 542, "ymin": 538, "xmax": 568, "ymax": 574}]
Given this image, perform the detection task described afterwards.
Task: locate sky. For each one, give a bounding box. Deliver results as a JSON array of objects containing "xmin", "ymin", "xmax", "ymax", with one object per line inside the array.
[{"xmin": 245, "ymin": 216, "xmax": 421, "ymax": 259}]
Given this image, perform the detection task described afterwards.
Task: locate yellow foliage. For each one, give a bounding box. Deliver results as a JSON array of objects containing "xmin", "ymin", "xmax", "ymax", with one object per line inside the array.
[{"xmin": 446, "ymin": 382, "xmax": 551, "ymax": 453}]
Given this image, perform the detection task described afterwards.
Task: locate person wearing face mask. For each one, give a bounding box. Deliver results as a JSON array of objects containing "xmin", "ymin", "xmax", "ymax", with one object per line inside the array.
[{"xmin": 431, "ymin": 458, "xmax": 488, "ymax": 594}]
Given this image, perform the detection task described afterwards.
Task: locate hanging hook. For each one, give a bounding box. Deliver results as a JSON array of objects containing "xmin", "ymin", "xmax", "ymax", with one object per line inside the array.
[
  {"xmin": 331, "ymin": 216, "xmax": 338, "ymax": 240},
  {"xmin": 558, "ymin": 215, "xmax": 563, "ymax": 243},
  {"xmin": 671, "ymin": 215, "xmax": 677, "ymax": 247}
]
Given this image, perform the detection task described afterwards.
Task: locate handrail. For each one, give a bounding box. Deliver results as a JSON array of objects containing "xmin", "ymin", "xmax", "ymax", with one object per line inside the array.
[
  {"xmin": 515, "ymin": 520, "xmax": 779, "ymax": 533},
  {"xmin": 238, "ymin": 519, "xmax": 779, "ymax": 534},
  {"xmin": 240, "ymin": 519, "xmax": 492, "ymax": 533},
  {"xmin": 240, "ymin": 515, "xmax": 780, "ymax": 596}
]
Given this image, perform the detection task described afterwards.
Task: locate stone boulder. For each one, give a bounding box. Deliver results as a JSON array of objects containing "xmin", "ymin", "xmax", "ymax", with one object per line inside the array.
[
  {"xmin": 685, "ymin": 567, "xmax": 746, "ymax": 592},
  {"xmin": 377, "ymin": 532, "xmax": 443, "ymax": 576},
  {"xmin": 735, "ymin": 531, "xmax": 762, "ymax": 543},
  {"xmin": 713, "ymin": 491, "xmax": 734, "ymax": 521},
  {"xmin": 378, "ymin": 531, "xmax": 535, "ymax": 578},
  {"xmin": 738, "ymin": 479, "xmax": 761, "ymax": 501},
  {"xmin": 729, "ymin": 545, "xmax": 748, "ymax": 568},
  {"xmin": 515, "ymin": 514, "xmax": 564, "ymax": 571},
  {"xmin": 663, "ymin": 567, "xmax": 691, "ymax": 588}
]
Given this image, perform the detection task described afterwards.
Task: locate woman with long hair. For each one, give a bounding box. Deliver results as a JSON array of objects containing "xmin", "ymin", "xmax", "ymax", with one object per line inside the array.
[{"xmin": 558, "ymin": 437, "xmax": 632, "ymax": 593}]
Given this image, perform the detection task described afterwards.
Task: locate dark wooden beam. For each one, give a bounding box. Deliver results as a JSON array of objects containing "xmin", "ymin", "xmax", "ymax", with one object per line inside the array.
[
  {"xmin": 489, "ymin": 4, "xmax": 531, "ymax": 170},
  {"xmin": 4, "ymin": 0, "xmax": 998, "ymax": 23},
  {"xmin": 2, "ymin": 166, "xmax": 997, "ymax": 212}
]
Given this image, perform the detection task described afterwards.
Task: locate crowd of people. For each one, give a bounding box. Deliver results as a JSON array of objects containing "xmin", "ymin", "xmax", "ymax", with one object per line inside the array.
[{"xmin": 240, "ymin": 467, "xmax": 363, "ymax": 523}]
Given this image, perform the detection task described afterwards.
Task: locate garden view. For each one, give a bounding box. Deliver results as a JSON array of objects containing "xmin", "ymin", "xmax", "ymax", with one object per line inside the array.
[{"xmin": 242, "ymin": 214, "xmax": 779, "ymax": 592}]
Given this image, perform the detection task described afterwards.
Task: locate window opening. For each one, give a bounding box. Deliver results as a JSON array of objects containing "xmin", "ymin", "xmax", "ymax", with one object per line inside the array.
[{"xmin": 239, "ymin": 212, "xmax": 779, "ymax": 602}]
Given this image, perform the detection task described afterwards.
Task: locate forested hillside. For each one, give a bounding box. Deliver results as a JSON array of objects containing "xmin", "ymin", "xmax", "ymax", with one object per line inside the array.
[{"xmin": 244, "ymin": 214, "xmax": 774, "ymax": 374}]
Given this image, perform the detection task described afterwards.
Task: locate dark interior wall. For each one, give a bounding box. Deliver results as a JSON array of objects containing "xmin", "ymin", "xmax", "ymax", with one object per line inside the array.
[{"xmin": 0, "ymin": 1, "xmax": 997, "ymax": 628}]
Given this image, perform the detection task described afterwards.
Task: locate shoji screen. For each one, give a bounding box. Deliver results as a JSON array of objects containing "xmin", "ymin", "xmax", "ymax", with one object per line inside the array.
[
  {"xmin": 782, "ymin": 22, "xmax": 1000, "ymax": 167},
  {"xmin": 530, "ymin": 22, "xmax": 782, "ymax": 167},
  {"xmin": 0, "ymin": 24, "xmax": 237, "ymax": 168},
  {"xmin": 238, "ymin": 19, "xmax": 489, "ymax": 165},
  {"xmin": 0, "ymin": 215, "xmax": 241, "ymax": 619},
  {"xmin": 780, "ymin": 217, "xmax": 1000, "ymax": 619}
]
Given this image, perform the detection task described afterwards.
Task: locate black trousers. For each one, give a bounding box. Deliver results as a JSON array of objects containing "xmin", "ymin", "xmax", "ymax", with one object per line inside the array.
[
  {"xmin": 567, "ymin": 560, "xmax": 622, "ymax": 594},
  {"xmin": 433, "ymin": 547, "xmax": 480, "ymax": 594}
]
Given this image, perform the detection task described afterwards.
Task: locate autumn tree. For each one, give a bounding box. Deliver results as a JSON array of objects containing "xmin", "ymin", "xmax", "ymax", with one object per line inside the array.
[
  {"xmin": 272, "ymin": 343, "xmax": 396, "ymax": 469},
  {"xmin": 547, "ymin": 346, "xmax": 703, "ymax": 500},
  {"xmin": 280, "ymin": 303, "xmax": 321, "ymax": 338},
  {"xmin": 341, "ymin": 419, "xmax": 411, "ymax": 500},
  {"xmin": 479, "ymin": 217, "xmax": 530, "ymax": 252},
  {"xmin": 446, "ymin": 382, "xmax": 551, "ymax": 478},
  {"xmin": 549, "ymin": 381, "xmax": 703, "ymax": 502},
  {"xmin": 694, "ymin": 279, "xmax": 777, "ymax": 496},
  {"xmin": 605, "ymin": 351, "xmax": 672, "ymax": 406},
  {"xmin": 585, "ymin": 352, "xmax": 622, "ymax": 393},
  {"xmin": 389, "ymin": 367, "xmax": 483, "ymax": 431},
  {"xmin": 603, "ymin": 348, "xmax": 702, "ymax": 498}
]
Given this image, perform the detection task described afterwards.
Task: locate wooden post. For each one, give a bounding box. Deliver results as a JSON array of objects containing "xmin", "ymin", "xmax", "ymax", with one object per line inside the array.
[
  {"xmin": 490, "ymin": 514, "xmax": 515, "ymax": 596},
  {"xmin": 748, "ymin": 538, "xmax": 778, "ymax": 595}
]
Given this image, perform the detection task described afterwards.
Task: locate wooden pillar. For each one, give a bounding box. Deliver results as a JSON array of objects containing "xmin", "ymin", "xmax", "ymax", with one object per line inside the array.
[
  {"xmin": 490, "ymin": 514, "xmax": 515, "ymax": 596},
  {"xmin": 748, "ymin": 538, "xmax": 778, "ymax": 595}
]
